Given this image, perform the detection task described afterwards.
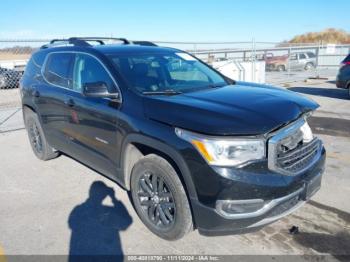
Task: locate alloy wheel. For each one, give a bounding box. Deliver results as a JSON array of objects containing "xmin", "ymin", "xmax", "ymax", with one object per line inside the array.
[
  {"xmin": 29, "ymin": 121, "xmax": 43, "ymax": 154},
  {"xmin": 138, "ymin": 172, "xmax": 176, "ymax": 229}
]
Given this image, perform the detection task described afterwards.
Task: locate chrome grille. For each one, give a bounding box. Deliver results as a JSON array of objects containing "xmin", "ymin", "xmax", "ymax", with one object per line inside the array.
[
  {"xmin": 277, "ymin": 138, "xmax": 320, "ymax": 173},
  {"xmin": 268, "ymin": 118, "xmax": 322, "ymax": 176}
]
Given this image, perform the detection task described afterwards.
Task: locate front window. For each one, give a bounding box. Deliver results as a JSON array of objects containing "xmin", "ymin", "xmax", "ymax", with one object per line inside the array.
[
  {"xmin": 72, "ymin": 53, "xmax": 115, "ymax": 92},
  {"xmin": 108, "ymin": 52, "xmax": 227, "ymax": 94}
]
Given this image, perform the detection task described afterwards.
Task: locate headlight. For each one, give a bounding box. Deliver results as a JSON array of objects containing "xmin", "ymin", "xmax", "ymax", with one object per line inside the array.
[{"xmin": 175, "ymin": 128, "xmax": 265, "ymax": 167}]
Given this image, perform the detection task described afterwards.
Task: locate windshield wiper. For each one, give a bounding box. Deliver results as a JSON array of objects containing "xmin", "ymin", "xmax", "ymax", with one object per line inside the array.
[
  {"xmin": 142, "ymin": 90, "xmax": 182, "ymax": 96},
  {"xmin": 207, "ymin": 83, "xmax": 227, "ymax": 88}
]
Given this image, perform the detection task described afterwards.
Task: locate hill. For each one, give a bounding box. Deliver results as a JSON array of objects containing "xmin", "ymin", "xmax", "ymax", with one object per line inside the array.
[{"xmin": 287, "ymin": 28, "xmax": 350, "ymax": 44}]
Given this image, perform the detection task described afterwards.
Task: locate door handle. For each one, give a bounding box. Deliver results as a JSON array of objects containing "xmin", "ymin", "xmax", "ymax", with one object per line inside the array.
[{"xmin": 65, "ymin": 98, "xmax": 75, "ymax": 107}]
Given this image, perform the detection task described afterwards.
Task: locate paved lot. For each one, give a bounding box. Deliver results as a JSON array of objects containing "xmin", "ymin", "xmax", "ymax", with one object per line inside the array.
[
  {"xmin": 0, "ymin": 80, "xmax": 349, "ymax": 260},
  {"xmin": 266, "ymin": 68, "xmax": 338, "ymax": 85}
]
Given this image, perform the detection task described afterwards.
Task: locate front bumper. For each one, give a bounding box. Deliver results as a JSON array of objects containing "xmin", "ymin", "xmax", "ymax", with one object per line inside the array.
[{"xmin": 189, "ymin": 146, "xmax": 325, "ymax": 236}]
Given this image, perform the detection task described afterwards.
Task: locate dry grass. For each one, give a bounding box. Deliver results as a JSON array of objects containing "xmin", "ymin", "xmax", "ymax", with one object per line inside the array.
[
  {"xmin": 0, "ymin": 52, "xmax": 30, "ymax": 61},
  {"xmin": 289, "ymin": 28, "xmax": 350, "ymax": 44}
]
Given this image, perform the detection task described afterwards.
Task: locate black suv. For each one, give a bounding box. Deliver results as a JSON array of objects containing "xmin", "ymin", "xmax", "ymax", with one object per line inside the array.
[
  {"xmin": 21, "ymin": 37, "xmax": 325, "ymax": 240},
  {"xmin": 336, "ymin": 53, "xmax": 350, "ymax": 97}
]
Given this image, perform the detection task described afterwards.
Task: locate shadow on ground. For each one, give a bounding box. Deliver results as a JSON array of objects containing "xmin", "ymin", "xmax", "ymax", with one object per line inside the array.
[
  {"xmin": 68, "ymin": 181, "xmax": 132, "ymax": 262},
  {"xmin": 288, "ymin": 86, "xmax": 349, "ymax": 100},
  {"xmin": 294, "ymin": 231, "xmax": 350, "ymax": 262},
  {"xmin": 309, "ymin": 116, "xmax": 350, "ymax": 137},
  {"xmin": 293, "ymin": 201, "xmax": 350, "ymax": 261}
]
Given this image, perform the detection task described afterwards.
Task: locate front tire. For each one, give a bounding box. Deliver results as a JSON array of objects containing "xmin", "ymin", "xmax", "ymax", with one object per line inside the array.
[
  {"xmin": 130, "ymin": 154, "xmax": 193, "ymax": 240},
  {"xmin": 24, "ymin": 108, "xmax": 59, "ymax": 161}
]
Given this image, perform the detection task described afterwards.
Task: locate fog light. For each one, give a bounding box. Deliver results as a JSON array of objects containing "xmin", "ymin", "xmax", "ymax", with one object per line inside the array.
[{"xmin": 216, "ymin": 199, "xmax": 266, "ymax": 219}]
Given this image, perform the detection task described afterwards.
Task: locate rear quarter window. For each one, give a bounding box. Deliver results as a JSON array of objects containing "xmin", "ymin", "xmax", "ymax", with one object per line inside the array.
[
  {"xmin": 23, "ymin": 58, "xmax": 39, "ymax": 78},
  {"xmin": 23, "ymin": 52, "xmax": 47, "ymax": 78},
  {"xmin": 32, "ymin": 51, "xmax": 47, "ymax": 67}
]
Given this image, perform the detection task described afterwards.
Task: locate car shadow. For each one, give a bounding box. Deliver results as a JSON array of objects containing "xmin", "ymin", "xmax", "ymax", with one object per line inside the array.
[
  {"xmin": 288, "ymin": 86, "xmax": 349, "ymax": 100},
  {"xmin": 294, "ymin": 231, "xmax": 350, "ymax": 261},
  {"xmin": 68, "ymin": 181, "xmax": 133, "ymax": 262},
  {"xmin": 293, "ymin": 201, "xmax": 350, "ymax": 261}
]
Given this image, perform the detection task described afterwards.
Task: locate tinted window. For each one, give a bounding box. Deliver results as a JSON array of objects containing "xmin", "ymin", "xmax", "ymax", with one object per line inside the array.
[
  {"xmin": 44, "ymin": 53, "xmax": 74, "ymax": 88},
  {"xmin": 23, "ymin": 58, "xmax": 40, "ymax": 78},
  {"xmin": 307, "ymin": 52, "xmax": 316, "ymax": 58},
  {"xmin": 299, "ymin": 53, "xmax": 306, "ymax": 59},
  {"xmin": 72, "ymin": 54, "xmax": 115, "ymax": 92},
  {"xmin": 32, "ymin": 52, "xmax": 47, "ymax": 67}
]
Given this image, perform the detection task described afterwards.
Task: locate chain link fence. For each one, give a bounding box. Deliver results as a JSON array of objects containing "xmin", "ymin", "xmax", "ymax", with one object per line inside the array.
[{"xmin": 0, "ymin": 39, "xmax": 349, "ymax": 89}]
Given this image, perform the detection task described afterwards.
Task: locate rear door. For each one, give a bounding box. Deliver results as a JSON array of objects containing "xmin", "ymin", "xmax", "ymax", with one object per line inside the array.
[
  {"xmin": 35, "ymin": 52, "xmax": 75, "ymax": 152},
  {"xmin": 62, "ymin": 53, "xmax": 121, "ymax": 180}
]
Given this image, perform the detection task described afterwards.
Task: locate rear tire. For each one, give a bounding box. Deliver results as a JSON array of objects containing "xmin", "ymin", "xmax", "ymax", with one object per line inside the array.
[
  {"xmin": 24, "ymin": 108, "xmax": 59, "ymax": 161},
  {"xmin": 130, "ymin": 154, "xmax": 193, "ymax": 240},
  {"xmin": 305, "ymin": 62, "xmax": 314, "ymax": 71}
]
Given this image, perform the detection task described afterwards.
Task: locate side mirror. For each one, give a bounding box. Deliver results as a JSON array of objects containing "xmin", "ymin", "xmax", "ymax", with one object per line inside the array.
[{"xmin": 83, "ymin": 81, "xmax": 119, "ymax": 99}]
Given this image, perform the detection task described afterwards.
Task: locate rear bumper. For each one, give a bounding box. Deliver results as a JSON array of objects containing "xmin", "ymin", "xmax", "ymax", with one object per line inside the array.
[{"xmin": 190, "ymin": 147, "xmax": 325, "ymax": 236}]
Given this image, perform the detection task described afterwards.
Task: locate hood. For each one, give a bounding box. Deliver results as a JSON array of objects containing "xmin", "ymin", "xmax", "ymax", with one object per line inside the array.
[{"xmin": 143, "ymin": 84, "xmax": 319, "ymax": 136}]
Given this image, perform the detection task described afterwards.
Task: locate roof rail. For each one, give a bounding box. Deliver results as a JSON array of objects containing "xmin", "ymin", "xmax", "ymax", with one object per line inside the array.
[
  {"xmin": 132, "ymin": 41, "xmax": 158, "ymax": 47},
  {"xmin": 41, "ymin": 37, "xmax": 130, "ymax": 49},
  {"xmin": 40, "ymin": 37, "xmax": 158, "ymax": 49}
]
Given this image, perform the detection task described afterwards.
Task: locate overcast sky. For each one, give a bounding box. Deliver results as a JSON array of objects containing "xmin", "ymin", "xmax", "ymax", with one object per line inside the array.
[{"xmin": 1, "ymin": 0, "xmax": 348, "ymax": 43}]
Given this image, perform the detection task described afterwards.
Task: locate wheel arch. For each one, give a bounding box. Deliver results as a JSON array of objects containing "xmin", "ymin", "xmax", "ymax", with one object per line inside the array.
[
  {"xmin": 121, "ymin": 134, "xmax": 198, "ymax": 202},
  {"xmin": 22, "ymin": 104, "xmax": 41, "ymax": 125},
  {"xmin": 23, "ymin": 104, "xmax": 36, "ymax": 114}
]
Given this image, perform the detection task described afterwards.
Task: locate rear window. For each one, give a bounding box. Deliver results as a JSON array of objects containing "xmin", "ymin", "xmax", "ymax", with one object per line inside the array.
[{"xmin": 43, "ymin": 53, "xmax": 74, "ymax": 88}]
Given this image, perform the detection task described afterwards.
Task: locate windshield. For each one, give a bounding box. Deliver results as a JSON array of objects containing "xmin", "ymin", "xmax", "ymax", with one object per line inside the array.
[{"xmin": 108, "ymin": 52, "xmax": 227, "ymax": 94}]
